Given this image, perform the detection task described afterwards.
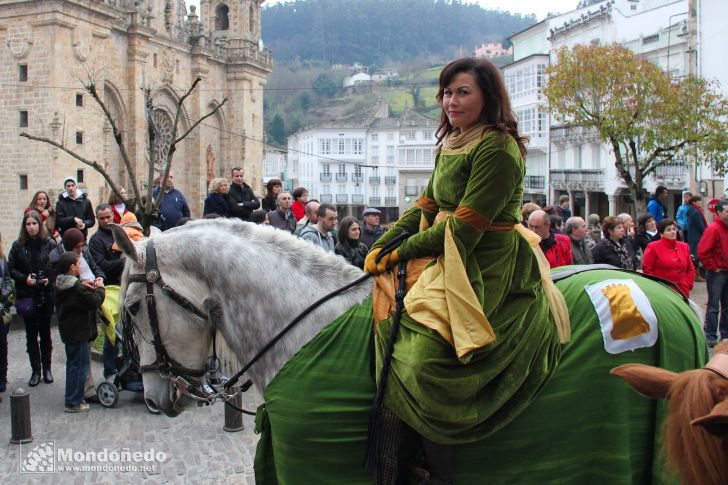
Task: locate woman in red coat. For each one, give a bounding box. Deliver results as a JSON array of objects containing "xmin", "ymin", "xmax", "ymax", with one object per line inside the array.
[{"xmin": 642, "ymin": 218, "xmax": 695, "ymax": 297}]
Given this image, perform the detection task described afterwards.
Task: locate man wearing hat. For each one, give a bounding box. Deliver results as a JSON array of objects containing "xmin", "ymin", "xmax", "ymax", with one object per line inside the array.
[
  {"xmin": 56, "ymin": 177, "xmax": 95, "ymax": 239},
  {"xmin": 360, "ymin": 207, "xmax": 385, "ymax": 250}
]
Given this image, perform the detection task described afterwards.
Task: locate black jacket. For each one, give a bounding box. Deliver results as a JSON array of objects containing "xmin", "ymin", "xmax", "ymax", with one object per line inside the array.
[
  {"xmin": 335, "ymin": 242, "xmax": 369, "ymax": 269},
  {"xmin": 8, "ymin": 237, "xmax": 57, "ymax": 303},
  {"xmin": 55, "ymin": 191, "xmax": 95, "ymax": 238},
  {"xmin": 89, "ymin": 228, "xmax": 124, "ymax": 285},
  {"xmin": 635, "ymin": 231, "xmax": 660, "ymax": 253},
  {"xmin": 261, "ymin": 195, "xmax": 277, "ymax": 213},
  {"xmin": 228, "ymin": 183, "xmax": 260, "ymax": 220},
  {"xmin": 54, "ymin": 274, "xmax": 104, "ymax": 344},
  {"xmin": 592, "ymin": 238, "xmax": 637, "ymax": 270},
  {"xmin": 203, "ymin": 192, "xmax": 232, "ymax": 218}
]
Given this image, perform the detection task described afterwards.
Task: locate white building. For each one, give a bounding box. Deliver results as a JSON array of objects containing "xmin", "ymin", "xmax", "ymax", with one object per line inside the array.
[
  {"xmin": 287, "ymin": 103, "xmax": 438, "ymax": 222},
  {"xmin": 698, "ymin": 0, "xmax": 728, "ymax": 197},
  {"xmin": 505, "ymin": 0, "xmax": 692, "ymax": 219},
  {"xmin": 343, "ymin": 72, "xmax": 371, "ymax": 88},
  {"xmin": 263, "ymin": 144, "xmax": 286, "ymax": 187}
]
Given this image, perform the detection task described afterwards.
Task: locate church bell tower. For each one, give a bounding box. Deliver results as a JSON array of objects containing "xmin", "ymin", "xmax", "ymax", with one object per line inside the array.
[{"xmin": 199, "ymin": 0, "xmax": 263, "ymax": 42}]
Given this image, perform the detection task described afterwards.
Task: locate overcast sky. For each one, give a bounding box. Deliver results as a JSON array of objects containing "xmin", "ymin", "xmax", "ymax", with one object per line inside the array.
[{"xmin": 187, "ymin": 0, "xmax": 580, "ymax": 21}]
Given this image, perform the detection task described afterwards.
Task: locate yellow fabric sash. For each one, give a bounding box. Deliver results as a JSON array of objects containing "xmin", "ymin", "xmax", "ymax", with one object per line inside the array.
[
  {"xmin": 513, "ymin": 225, "xmax": 571, "ymax": 344},
  {"xmin": 405, "ymin": 212, "xmax": 496, "ymax": 360},
  {"xmin": 101, "ymin": 285, "xmax": 121, "ymax": 345}
]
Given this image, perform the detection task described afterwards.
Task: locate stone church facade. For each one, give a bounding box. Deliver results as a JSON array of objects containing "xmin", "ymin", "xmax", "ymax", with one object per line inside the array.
[{"xmin": 0, "ymin": 0, "xmax": 271, "ymax": 244}]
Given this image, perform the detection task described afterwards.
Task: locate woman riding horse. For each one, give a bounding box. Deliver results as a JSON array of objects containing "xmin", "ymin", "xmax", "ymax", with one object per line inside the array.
[{"xmin": 363, "ymin": 57, "xmax": 568, "ymax": 483}]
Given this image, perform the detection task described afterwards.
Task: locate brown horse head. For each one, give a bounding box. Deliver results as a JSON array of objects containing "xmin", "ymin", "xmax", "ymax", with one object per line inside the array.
[{"xmin": 611, "ymin": 341, "xmax": 728, "ymax": 485}]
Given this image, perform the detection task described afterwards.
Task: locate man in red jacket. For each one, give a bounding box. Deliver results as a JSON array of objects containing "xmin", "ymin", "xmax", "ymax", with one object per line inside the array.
[
  {"xmin": 698, "ymin": 200, "xmax": 728, "ymax": 346},
  {"xmin": 528, "ymin": 209, "xmax": 573, "ymax": 268}
]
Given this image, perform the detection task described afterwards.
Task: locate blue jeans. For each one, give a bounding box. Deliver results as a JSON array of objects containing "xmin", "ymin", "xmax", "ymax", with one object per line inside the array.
[
  {"xmin": 64, "ymin": 342, "xmax": 89, "ymax": 408},
  {"xmin": 705, "ymin": 270, "xmax": 728, "ymax": 341},
  {"xmin": 102, "ymin": 334, "xmax": 119, "ymax": 378}
]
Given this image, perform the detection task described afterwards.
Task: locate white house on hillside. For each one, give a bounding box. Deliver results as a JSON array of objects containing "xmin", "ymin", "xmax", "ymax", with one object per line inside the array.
[{"xmin": 286, "ymin": 103, "xmax": 438, "ymax": 222}]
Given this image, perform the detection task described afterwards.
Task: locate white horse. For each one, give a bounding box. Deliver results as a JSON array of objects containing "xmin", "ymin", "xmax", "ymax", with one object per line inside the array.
[
  {"xmin": 112, "ymin": 219, "xmax": 371, "ymax": 416},
  {"xmin": 111, "ymin": 219, "xmax": 708, "ymax": 483}
]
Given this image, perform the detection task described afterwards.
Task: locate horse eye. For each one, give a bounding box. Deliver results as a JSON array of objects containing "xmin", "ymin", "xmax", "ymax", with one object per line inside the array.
[{"xmin": 128, "ymin": 301, "xmax": 141, "ymax": 316}]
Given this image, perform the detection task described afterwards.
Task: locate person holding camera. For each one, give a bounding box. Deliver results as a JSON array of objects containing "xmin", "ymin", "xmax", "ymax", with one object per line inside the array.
[{"xmin": 8, "ymin": 211, "xmax": 57, "ymax": 387}]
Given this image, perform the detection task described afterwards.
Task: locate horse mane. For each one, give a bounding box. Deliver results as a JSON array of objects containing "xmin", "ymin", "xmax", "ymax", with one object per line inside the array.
[{"xmin": 665, "ymin": 344, "xmax": 728, "ymax": 485}]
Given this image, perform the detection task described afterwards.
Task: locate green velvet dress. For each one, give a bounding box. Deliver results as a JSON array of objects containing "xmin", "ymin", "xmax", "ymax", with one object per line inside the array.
[{"xmin": 371, "ymin": 131, "xmax": 561, "ymax": 444}]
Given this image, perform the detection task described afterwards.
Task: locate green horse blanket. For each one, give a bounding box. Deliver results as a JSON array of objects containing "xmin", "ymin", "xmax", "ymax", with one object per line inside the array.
[{"xmin": 254, "ymin": 269, "xmax": 707, "ymax": 484}]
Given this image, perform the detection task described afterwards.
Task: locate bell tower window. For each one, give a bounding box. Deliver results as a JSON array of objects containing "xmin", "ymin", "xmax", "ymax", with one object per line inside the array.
[{"xmin": 215, "ymin": 4, "xmax": 230, "ymax": 31}]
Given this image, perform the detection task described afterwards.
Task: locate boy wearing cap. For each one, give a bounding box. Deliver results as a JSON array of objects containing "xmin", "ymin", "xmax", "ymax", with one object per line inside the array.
[
  {"xmin": 56, "ymin": 177, "xmax": 95, "ymax": 239},
  {"xmin": 360, "ymin": 207, "xmax": 385, "ymax": 249}
]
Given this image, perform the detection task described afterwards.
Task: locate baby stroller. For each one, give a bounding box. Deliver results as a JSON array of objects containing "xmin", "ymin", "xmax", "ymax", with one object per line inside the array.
[{"xmin": 95, "ymin": 319, "xmax": 161, "ymax": 414}]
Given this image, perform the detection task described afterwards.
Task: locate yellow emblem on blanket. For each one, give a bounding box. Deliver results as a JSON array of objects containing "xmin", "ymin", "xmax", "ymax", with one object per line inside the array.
[
  {"xmin": 600, "ymin": 283, "xmax": 650, "ymax": 340},
  {"xmin": 585, "ymin": 279, "xmax": 658, "ymax": 354}
]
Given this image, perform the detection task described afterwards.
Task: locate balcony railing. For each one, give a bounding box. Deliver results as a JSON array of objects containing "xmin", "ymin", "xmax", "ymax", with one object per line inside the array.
[
  {"xmin": 320, "ymin": 173, "xmax": 332, "ymax": 182},
  {"xmin": 352, "ymin": 173, "xmax": 364, "ymax": 183},
  {"xmin": 336, "ymin": 194, "xmax": 348, "ymax": 204},
  {"xmin": 404, "ymin": 185, "xmax": 419, "ymax": 196},
  {"xmin": 369, "ymin": 176, "xmax": 381, "ymax": 184},
  {"xmin": 336, "ymin": 173, "xmax": 347, "ymax": 182},
  {"xmin": 652, "ymin": 162, "xmax": 687, "ymax": 184},
  {"xmin": 384, "ymin": 197, "xmax": 397, "ymax": 206},
  {"xmin": 369, "ymin": 197, "xmax": 381, "ymax": 206},
  {"xmin": 352, "ymin": 194, "xmax": 364, "ymax": 204},
  {"xmin": 550, "ymin": 124, "xmax": 600, "ymax": 145},
  {"xmin": 549, "ymin": 169, "xmax": 604, "ymax": 190},
  {"xmin": 385, "ymin": 176, "xmax": 397, "ymax": 185},
  {"xmin": 524, "ymin": 175, "xmax": 545, "ymax": 190},
  {"xmin": 320, "ymin": 194, "xmax": 332, "ymax": 203}
]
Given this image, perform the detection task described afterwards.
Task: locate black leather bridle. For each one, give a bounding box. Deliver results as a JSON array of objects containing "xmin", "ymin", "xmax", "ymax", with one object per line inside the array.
[
  {"xmin": 125, "ymin": 232, "xmax": 409, "ymax": 414},
  {"xmin": 127, "ymin": 240, "xmax": 230, "ymax": 407}
]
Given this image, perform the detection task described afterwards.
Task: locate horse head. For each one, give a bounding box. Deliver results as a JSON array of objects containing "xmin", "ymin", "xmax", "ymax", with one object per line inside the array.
[
  {"xmin": 611, "ymin": 341, "xmax": 728, "ymax": 485},
  {"xmin": 110, "ymin": 223, "xmax": 218, "ymax": 417}
]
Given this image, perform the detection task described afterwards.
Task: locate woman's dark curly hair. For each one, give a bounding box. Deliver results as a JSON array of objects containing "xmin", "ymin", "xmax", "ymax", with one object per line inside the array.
[{"xmin": 435, "ymin": 57, "xmax": 528, "ymax": 157}]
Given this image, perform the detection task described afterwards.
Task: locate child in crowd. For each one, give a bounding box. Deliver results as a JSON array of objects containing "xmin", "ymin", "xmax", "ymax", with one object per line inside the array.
[{"xmin": 55, "ymin": 251, "xmax": 105, "ymax": 413}]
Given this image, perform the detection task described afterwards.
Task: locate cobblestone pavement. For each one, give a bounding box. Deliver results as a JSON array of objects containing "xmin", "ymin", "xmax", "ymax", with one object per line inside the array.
[
  {"xmin": 0, "ymin": 318, "xmax": 261, "ymax": 484},
  {"xmin": 0, "ymin": 280, "xmax": 711, "ymax": 483}
]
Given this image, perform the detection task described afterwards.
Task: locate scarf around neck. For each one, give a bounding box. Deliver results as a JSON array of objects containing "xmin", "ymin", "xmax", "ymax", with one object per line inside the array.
[{"xmin": 442, "ymin": 125, "xmax": 489, "ymax": 151}]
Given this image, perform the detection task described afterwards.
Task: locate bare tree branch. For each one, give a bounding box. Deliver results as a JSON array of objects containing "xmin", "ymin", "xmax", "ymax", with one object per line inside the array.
[
  {"xmin": 19, "ymin": 132, "xmax": 125, "ymax": 196},
  {"xmin": 85, "ymin": 81, "xmax": 142, "ymax": 208},
  {"xmin": 174, "ymin": 98, "xmax": 228, "ymax": 146}
]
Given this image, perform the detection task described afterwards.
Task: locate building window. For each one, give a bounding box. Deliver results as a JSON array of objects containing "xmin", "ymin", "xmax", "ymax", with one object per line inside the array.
[
  {"xmin": 387, "ymin": 132, "xmax": 394, "ymax": 141},
  {"xmin": 386, "ymin": 146, "xmax": 395, "ymax": 163},
  {"xmin": 320, "ymin": 139, "xmax": 331, "ymax": 154},
  {"xmin": 19, "ymin": 110, "xmax": 28, "ymax": 128},
  {"xmin": 322, "ymin": 163, "xmax": 330, "ymax": 175},
  {"xmin": 338, "ymin": 139, "xmax": 345, "ymax": 154},
  {"xmin": 406, "ymin": 131, "xmax": 416, "ymax": 141},
  {"xmin": 338, "ymin": 163, "xmax": 346, "ymax": 175},
  {"xmin": 19, "ymin": 174, "xmax": 28, "ymax": 190},
  {"xmin": 353, "ymin": 138, "xmax": 363, "ymax": 154},
  {"xmin": 75, "ymin": 131, "xmax": 83, "ymax": 144},
  {"xmin": 215, "ymin": 4, "xmax": 230, "ymax": 30},
  {"xmin": 18, "ymin": 64, "xmax": 28, "ymax": 82},
  {"xmin": 75, "ymin": 94, "xmax": 83, "ymax": 107},
  {"xmin": 153, "ymin": 53, "xmax": 158, "ymax": 68},
  {"xmin": 371, "ymin": 133, "xmax": 379, "ymax": 141},
  {"xmin": 76, "ymin": 169, "xmax": 84, "ymax": 183}
]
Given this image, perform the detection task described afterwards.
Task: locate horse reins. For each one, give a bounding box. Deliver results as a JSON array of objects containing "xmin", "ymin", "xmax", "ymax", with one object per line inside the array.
[{"xmin": 126, "ymin": 232, "xmax": 410, "ymax": 416}]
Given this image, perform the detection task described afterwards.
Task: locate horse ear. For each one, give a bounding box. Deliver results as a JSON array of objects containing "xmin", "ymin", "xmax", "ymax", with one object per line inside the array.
[
  {"xmin": 691, "ymin": 400, "xmax": 728, "ymax": 437},
  {"xmin": 109, "ymin": 224, "xmax": 139, "ymax": 263},
  {"xmin": 149, "ymin": 226, "xmax": 162, "ymax": 238},
  {"xmin": 610, "ymin": 364, "xmax": 678, "ymax": 400}
]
